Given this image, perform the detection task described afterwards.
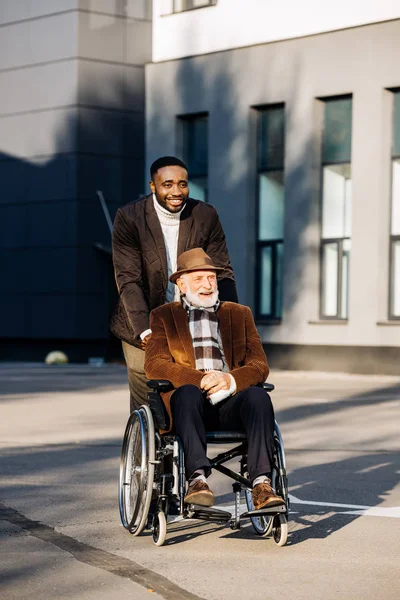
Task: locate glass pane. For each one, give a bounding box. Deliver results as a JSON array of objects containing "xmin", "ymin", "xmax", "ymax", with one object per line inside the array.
[
  {"xmin": 189, "ymin": 177, "xmax": 207, "ymax": 202},
  {"xmin": 322, "ymin": 164, "xmax": 352, "ymax": 238},
  {"xmin": 275, "ymin": 242, "xmax": 284, "ymax": 318},
  {"xmin": 260, "ymin": 246, "xmax": 272, "ymax": 316},
  {"xmin": 393, "ymin": 92, "xmax": 400, "ymax": 157},
  {"xmin": 392, "ymin": 240, "xmax": 400, "ymax": 317},
  {"xmin": 340, "ymin": 239, "xmax": 351, "ymax": 319},
  {"xmin": 258, "ymin": 171, "xmax": 284, "ymax": 240},
  {"xmin": 182, "ymin": 116, "xmax": 208, "ymax": 177},
  {"xmin": 323, "ymin": 97, "xmax": 352, "ymax": 164},
  {"xmin": 322, "ymin": 242, "xmax": 338, "ymax": 317},
  {"xmin": 189, "ymin": 0, "xmax": 213, "ymax": 7},
  {"xmin": 258, "ymin": 107, "xmax": 284, "ymax": 171},
  {"xmin": 176, "ymin": 0, "xmax": 212, "ymax": 9},
  {"xmin": 392, "ymin": 159, "xmax": 400, "ymax": 235}
]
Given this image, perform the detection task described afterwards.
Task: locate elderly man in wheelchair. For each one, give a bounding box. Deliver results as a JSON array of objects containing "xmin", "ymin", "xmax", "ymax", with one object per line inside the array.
[{"xmin": 119, "ymin": 248, "xmax": 289, "ymax": 546}]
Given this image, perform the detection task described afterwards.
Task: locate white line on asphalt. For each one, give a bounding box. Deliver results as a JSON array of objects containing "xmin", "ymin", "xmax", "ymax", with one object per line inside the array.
[{"xmin": 289, "ymin": 494, "xmax": 400, "ymax": 518}]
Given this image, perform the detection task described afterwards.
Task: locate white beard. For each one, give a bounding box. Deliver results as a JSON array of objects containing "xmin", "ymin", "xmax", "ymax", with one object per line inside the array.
[{"xmin": 185, "ymin": 287, "xmax": 219, "ymax": 308}]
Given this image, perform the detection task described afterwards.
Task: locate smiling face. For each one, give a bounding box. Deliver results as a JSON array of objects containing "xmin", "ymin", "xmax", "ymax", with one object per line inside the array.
[
  {"xmin": 149, "ymin": 165, "xmax": 189, "ymax": 213},
  {"xmin": 177, "ymin": 270, "xmax": 219, "ymax": 308}
]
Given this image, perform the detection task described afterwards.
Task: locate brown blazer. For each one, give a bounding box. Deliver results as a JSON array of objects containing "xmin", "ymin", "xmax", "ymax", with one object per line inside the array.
[
  {"xmin": 144, "ymin": 301, "xmax": 269, "ymax": 432},
  {"xmin": 110, "ymin": 195, "xmax": 238, "ymax": 346}
]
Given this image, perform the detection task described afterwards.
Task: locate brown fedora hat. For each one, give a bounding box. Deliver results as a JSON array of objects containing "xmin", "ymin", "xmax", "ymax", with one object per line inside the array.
[{"xmin": 170, "ymin": 248, "xmax": 224, "ymax": 283}]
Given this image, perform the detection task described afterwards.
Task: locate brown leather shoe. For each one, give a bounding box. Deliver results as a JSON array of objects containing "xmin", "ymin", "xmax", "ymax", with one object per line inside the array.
[
  {"xmin": 184, "ymin": 479, "xmax": 215, "ymax": 507},
  {"xmin": 252, "ymin": 482, "xmax": 285, "ymax": 510}
]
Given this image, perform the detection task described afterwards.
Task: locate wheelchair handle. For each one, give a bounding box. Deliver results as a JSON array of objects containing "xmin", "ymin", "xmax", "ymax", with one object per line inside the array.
[{"xmin": 262, "ymin": 382, "xmax": 275, "ymax": 392}]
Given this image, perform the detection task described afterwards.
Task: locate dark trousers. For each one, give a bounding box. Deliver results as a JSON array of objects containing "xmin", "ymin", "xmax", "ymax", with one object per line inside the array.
[{"xmin": 170, "ymin": 384, "xmax": 275, "ymax": 482}]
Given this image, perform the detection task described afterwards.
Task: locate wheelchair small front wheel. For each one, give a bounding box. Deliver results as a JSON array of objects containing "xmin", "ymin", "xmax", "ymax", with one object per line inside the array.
[
  {"xmin": 152, "ymin": 511, "xmax": 167, "ymax": 547},
  {"xmin": 272, "ymin": 513, "xmax": 288, "ymax": 547}
]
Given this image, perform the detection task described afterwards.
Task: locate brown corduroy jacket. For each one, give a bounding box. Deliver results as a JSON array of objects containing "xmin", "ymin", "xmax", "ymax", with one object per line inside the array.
[{"xmin": 144, "ymin": 301, "xmax": 269, "ymax": 432}]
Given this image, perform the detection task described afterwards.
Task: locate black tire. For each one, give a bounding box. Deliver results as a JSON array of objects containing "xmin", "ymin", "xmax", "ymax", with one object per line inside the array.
[
  {"xmin": 152, "ymin": 511, "xmax": 167, "ymax": 546},
  {"xmin": 272, "ymin": 514, "xmax": 288, "ymax": 546},
  {"xmin": 119, "ymin": 405, "xmax": 155, "ymax": 535}
]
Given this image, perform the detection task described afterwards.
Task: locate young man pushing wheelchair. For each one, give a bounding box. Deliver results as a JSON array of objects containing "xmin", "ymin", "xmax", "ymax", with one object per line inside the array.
[{"xmin": 144, "ymin": 248, "xmax": 285, "ymax": 511}]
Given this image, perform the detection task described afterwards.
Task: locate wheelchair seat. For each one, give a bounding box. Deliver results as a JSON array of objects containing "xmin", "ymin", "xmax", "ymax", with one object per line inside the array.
[{"xmin": 206, "ymin": 431, "xmax": 247, "ymax": 443}]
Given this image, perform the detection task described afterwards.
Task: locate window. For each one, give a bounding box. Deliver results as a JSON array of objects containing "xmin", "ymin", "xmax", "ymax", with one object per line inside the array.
[
  {"xmin": 255, "ymin": 105, "xmax": 285, "ymax": 320},
  {"xmin": 320, "ymin": 96, "xmax": 352, "ymax": 319},
  {"xmin": 390, "ymin": 92, "xmax": 400, "ymax": 318},
  {"xmin": 173, "ymin": 0, "xmax": 216, "ymax": 12},
  {"xmin": 178, "ymin": 114, "xmax": 208, "ymax": 202}
]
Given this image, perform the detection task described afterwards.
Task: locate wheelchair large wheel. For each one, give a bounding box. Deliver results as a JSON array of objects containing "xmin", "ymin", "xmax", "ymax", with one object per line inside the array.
[{"xmin": 119, "ymin": 405, "xmax": 155, "ymax": 536}]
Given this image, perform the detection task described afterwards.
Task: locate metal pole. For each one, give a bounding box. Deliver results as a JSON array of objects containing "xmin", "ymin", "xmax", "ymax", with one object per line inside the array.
[{"xmin": 96, "ymin": 190, "xmax": 113, "ymax": 234}]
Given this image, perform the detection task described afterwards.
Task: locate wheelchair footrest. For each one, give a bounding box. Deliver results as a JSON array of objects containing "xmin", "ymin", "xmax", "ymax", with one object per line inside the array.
[
  {"xmin": 187, "ymin": 506, "xmax": 232, "ymax": 523},
  {"xmin": 242, "ymin": 504, "xmax": 287, "ymax": 518}
]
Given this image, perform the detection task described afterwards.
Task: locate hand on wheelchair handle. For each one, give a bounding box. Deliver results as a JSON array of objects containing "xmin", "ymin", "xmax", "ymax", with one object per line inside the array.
[{"xmin": 141, "ymin": 333, "xmax": 152, "ymax": 350}]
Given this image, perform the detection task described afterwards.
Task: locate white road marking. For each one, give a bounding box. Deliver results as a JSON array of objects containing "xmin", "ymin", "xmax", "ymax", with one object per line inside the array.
[
  {"xmin": 289, "ymin": 494, "xmax": 400, "ymax": 518},
  {"xmin": 165, "ymin": 496, "xmax": 400, "ymax": 523}
]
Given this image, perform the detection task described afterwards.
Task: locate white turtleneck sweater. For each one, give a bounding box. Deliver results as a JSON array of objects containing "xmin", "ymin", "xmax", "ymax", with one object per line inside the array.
[{"xmin": 153, "ymin": 194, "xmax": 183, "ymax": 303}]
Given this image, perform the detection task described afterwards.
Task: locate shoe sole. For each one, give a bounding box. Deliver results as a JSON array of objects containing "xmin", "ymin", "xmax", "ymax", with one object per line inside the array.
[{"xmin": 184, "ymin": 492, "xmax": 215, "ymax": 507}]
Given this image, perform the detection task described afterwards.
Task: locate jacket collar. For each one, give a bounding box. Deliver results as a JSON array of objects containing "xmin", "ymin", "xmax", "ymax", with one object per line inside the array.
[
  {"xmin": 145, "ymin": 197, "xmax": 168, "ymax": 282},
  {"xmin": 177, "ymin": 199, "xmax": 196, "ymax": 256}
]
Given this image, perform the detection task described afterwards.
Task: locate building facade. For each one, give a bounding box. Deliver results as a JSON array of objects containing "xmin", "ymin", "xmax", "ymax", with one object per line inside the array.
[
  {"xmin": 146, "ymin": 0, "xmax": 400, "ymax": 374},
  {"xmin": 0, "ymin": 0, "xmax": 152, "ymax": 361}
]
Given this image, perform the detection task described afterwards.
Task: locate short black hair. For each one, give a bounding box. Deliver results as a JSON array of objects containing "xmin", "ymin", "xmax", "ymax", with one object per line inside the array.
[{"xmin": 150, "ymin": 156, "xmax": 188, "ymax": 179}]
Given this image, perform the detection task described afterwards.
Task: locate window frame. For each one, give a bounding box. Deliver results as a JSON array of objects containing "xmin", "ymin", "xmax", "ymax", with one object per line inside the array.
[
  {"xmin": 254, "ymin": 103, "xmax": 285, "ymax": 322},
  {"xmin": 319, "ymin": 95, "xmax": 353, "ymax": 321},
  {"xmin": 389, "ymin": 90, "xmax": 400, "ymax": 320},
  {"xmin": 389, "ymin": 234, "xmax": 400, "ymax": 319},
  {"xmin": 172, "ymin": 0, "xmax": 216, "ymax": 13}
]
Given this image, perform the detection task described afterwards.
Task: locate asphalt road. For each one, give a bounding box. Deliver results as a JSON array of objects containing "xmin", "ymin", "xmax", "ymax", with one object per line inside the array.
[{"xmin": 1, "ymin": 363, "xmax": 399, "ymax": 600}]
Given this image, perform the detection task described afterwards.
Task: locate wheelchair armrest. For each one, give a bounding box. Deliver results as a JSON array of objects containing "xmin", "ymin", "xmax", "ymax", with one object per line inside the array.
[
  {"xmin": 146, "ymin": 379, "xmax": 173, "ymax": 392},
  {"xmin": 262, "ymin": 382, "xmax": 275, "ymax": 392},
  {"xmin": 146, "ymin": 381, "xmax": 171, "ymax": 431}
]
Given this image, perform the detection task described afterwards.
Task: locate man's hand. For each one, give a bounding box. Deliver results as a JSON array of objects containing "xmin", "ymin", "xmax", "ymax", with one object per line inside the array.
[
  {"xmin": 141, "ymin": 333, "xmax": 152, "ymax": 350},
  {"xmin": 201, "ymin": 370, "xmax": 231, "ymax": 396}
]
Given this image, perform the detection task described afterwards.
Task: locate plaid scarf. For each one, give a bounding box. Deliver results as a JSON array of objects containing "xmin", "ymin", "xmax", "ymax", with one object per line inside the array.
[{"xmin": 182, "ymin": 296, "xmax": 228, "ymax": 372}]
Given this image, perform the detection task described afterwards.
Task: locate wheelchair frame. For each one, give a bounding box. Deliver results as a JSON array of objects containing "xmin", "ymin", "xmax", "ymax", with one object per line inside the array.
[{"xmin": 119, "ymin": 381, "xmax": 289, "ymax": 547}]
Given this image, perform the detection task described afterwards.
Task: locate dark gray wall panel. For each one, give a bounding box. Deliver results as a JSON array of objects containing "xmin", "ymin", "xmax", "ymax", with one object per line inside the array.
[
  {"xmin": 74, "ymin": 293, "xmax": 111, "ymax": 338},
  {"xmin": 0, "ymin": 204, "xmax": 28, "ymax": 248},
  {"xmin": 77, "ymin": 61, "xmax": 145, "ymax": 112},
  {"xmin": 76, "ymin": 155, "xmax": 144, "ymax": 205},
  {"xmin": 1, "ymin": 248, "xmax": 77, "ymax": 295},
  {"xmin": 26, "ymin": 201, "xmax": 78, "ymax": 247},
  {"xmin": 77, "ymin": 107, "xmax": 144, "ymax": 157},
  {"xmin": 0, "ymin": 296, "xmax": 27, "ymax": 337},
  {"xmin": 28, "ymin": 294, "xmax": 77, "ymax": 338},
  {"xmin": 0, "ymin": 154, "xmax": 77, "ymax": 205}
]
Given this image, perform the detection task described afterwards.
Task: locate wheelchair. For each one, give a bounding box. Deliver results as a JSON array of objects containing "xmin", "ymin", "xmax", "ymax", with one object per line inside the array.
[{"xmin": 118, "ymin": 380, "xmax": 289, "ymax": 547}]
